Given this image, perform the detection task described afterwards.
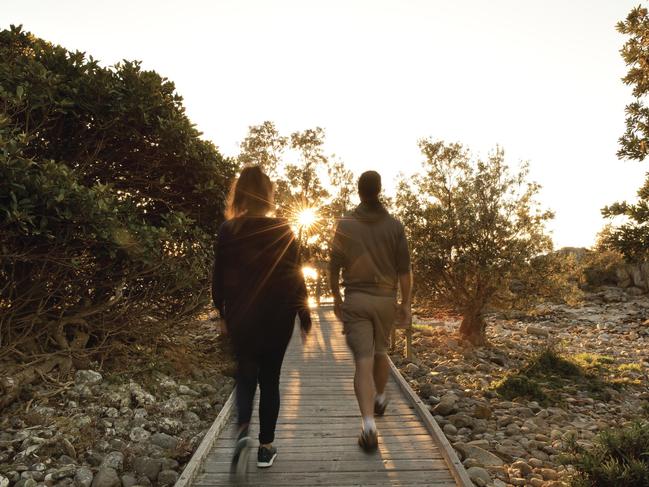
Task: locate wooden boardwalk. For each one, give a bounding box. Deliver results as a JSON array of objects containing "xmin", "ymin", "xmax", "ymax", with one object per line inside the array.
[{"xmin": 177, "ymin": 307, "xmax": 472, "ymax": 487}]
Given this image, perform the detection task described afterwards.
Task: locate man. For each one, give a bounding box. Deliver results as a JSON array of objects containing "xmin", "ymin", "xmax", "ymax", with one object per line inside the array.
[{"xmin": 329, "ymin": 170, "xmax": 412, "ymax": 452}]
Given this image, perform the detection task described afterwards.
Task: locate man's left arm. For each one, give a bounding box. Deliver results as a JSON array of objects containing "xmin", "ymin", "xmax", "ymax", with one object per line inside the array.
[{"xmin": 329, "ymin": 221, "xmax": 344, "ymax": 320}]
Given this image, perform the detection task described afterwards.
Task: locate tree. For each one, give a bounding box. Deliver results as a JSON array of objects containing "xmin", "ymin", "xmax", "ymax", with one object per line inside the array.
[
  {"xmin": 238, "ymin": 121, "xmax": 287, "ymax": 177},
  {"xmin": 236, "ymin": 123, "xmax": 357, "ymax": 300},
  {"xmin": 396, "ymin": 140, "xmax": 554, "ymax": 345},
  {"xmin": 601, "ymin": 6, "xmax": 649, "ymax": 260},
  {"xmin": 0, "ymin": 25, "xmax": 236, "ymax": 406}
]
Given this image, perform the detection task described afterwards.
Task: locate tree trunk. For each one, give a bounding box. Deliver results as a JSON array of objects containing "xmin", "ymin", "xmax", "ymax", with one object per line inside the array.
[{"xmin": 459, "ymin": 310, "xmax": 487, "ymax": 346}]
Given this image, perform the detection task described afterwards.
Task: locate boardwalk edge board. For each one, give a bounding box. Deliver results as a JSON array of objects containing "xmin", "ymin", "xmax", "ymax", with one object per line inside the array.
[
  {"xmin": 174, "ymin": 388, "xmax": 236, "ymax": 487},
  {"xmin": 387, "ymin": 357, "xmax": 474, "ymax": 487}
]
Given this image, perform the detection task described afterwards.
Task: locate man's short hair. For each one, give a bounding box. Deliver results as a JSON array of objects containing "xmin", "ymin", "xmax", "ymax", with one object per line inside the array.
[{"xmin": 358, "ymin": 171, "xmax": 381, "ymax": 201}]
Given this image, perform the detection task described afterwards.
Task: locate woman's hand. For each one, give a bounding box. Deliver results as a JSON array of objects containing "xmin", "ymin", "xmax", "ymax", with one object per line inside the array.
[{"xmin": 298, "ymin": 308, "xmax": 312, "ymax": 344}]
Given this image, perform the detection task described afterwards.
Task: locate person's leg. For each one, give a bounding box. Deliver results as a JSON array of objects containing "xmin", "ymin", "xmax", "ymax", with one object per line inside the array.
[
  {"xmin": 235, "ymin": 352, "xmax": 259, "ymax": 434},
  {"xmin": 257, "ymin": 346, "xmax": 287, "ymax": 446},
  {"xmin": 354, "ymin": 355, "xmax": 376, "ymax": 420},
  {"xmin": 256, "ymin": 324, "xmax": 291, "ymax": 468},
  {"xmin": 373, "ymin": 352, "xmax": 390, "ymax": 397},
  {"xmin": 372, "ymin": 297, "xmax": 397, "ymax": 414},
  {"xmin": 231, "ymin": 346, "xmax": 259, "ymax": 475}
]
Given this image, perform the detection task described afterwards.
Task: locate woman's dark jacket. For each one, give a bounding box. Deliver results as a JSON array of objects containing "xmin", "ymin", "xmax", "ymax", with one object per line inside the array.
[{"xmin": 212, "ymin": 217, "xmax": 310, "ymax": 348}]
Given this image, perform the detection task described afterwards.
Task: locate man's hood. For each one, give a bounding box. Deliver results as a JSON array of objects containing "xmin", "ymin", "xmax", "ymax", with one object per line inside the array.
[{"xmin": 351, "ymin": 201, "xmax": 389, "ymax": 223}]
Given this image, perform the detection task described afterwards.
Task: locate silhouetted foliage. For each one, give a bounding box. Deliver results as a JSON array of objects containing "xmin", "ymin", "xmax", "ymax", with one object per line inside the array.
[
  {"xmin": 0, "ymin": 25, "xmax": 237, "ymax": 383},
  {"xmin": 602, "ymin": 7, "xmax": 649, "ymax": 260}
]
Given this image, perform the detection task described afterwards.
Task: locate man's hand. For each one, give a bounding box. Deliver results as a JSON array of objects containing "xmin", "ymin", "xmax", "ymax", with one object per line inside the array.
[{"xmin": 396, "ymin": 301, "xmax": 412, "ymax": 328}]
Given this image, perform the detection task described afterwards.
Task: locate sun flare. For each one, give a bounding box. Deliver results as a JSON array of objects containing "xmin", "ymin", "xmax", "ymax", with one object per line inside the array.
[
  {"xmin": 302, "ymin": 266, "xmax": 318, "ymax": 280},
  {"xmin": 297, "ymin": 207, "xmax": 318, "ymax": 229}
]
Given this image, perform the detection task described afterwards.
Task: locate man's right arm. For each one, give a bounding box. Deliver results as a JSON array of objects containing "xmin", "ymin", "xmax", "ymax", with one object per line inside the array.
[
  {"xmin": 396, "ymin": 222, "xmax": 412, "ymax": 327},
  {"xmin": 398, "ymin": 271, "xmax": 413, "ymax": 327}
]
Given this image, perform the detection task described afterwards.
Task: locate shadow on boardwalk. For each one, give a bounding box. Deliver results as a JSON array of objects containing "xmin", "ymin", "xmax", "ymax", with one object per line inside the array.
[{"xmin": 183, "ymin": 307, "xmax": 469, "ymax": 486}]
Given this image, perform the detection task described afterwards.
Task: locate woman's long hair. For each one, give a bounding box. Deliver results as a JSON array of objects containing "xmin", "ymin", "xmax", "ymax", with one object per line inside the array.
[{"xmin": 225, "ymin": 166, "xmax": 274, "ymax": 220}]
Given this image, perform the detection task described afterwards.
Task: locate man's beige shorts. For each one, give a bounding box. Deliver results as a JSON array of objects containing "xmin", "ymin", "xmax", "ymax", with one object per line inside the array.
[{"xmin": 341, "ymin": 292, "xmax": 397, "ymax": 359}]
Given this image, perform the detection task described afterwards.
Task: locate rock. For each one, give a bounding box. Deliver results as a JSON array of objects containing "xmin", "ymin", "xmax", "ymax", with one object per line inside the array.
[
  {"xmin": 100, "ymin": 452, "xmax": 124, "ymax": 471},
  {"xmin": 120, "ymin": 474, "xmax": 137, "ymax": 487},
  {"xmin": 473, "ymin": 403, "xmax": 491, "ymax": 419},
  {"xmin": 526, "ymin": 325, "xmax": 550, "ymax": 337},
  {"xmin": 59, "ymin": 454, "xmax": 77, "ymax": 465},
  {"xmin": 161, "ymin": 397, "xmax": 187, "ymax": 414},
  {"xmin": 160, "ymin": 459, "xmax": 179, "ymax": 471},
  {"xmin": 150, "ymin": 433, "xmax": 179, "ymax": 451},
  {"xmin": 404, "ymin": 363, "xmax": 420, "ymax": 375},
  {"xmin": 511, "ymin": 460, "xmax": 532, "ymax": 475},
  {"xmin": 182, "ymin": 411, "xmax": 200, "ymax": 423},
  {"xmin": 627, "ymin": 286, "xmax": 645, "ymax": 296},
  {"xmin": 443, "ymin": 424, "xmax": 457, "ymax": 436},
  {"xmin": 453, "ymin": 443, "xmax": 504, "ymax": 467},
  {"xmin": 129, "ymin": 427, "xmax": 151, "ymax": 443},
  {"xmin": 448, "ymin": 413, "xmax": 474, "ymax": 429},
  {"xmin": 539, "ymin": 468, "xmax": 559, "ymax": 480},
  {"xmin": 493, "ymin": 480, "xmax": 507, "ymax": 487},
  {"xmin": 51, "ymin": 466, "xmax": 76, "ymax": 480},
  {"xmin": 91, "ymin": 468, "xmax": 119, "ymax": 487},
  {"xmin": 178, "ymin": 385, "xmax": 198, "ymax": 396},
  {"xmin": 432, "ymin": 393, "xmax": 459, "ymax": 416},
  {"xmin": 495, "ymin": 442, "xmax": 527, "ymax": 459},
  {"xmin": 528, "ymin": 457, "xmax": 544, "ymax": 468},
  {"xmin": 74, "ymin": 467, "xmax": 93, "ymax": 487},
  {"xmin": 510, "ymin": 478, "xmax": 526, "ymax": 487},
  {"xmin": 132, "ymin": 458, "xmax": 161, "ymax": 481},
  {"xmin": 129, "ymin": 383, "xmax": 155, "ymax": 407},
  {"xmin": 75, "ymin": 370, "xmax": 103, "ymax": 386},
  {"xmin": 0, "ymin": 476, "xmax": 10, "ymax": 487},
  {"xmin": 466, "ymin": 466, "xmax": 491, "ymax": 486},
  {"xmin": 417, "ymin": 382, "xmax": 434, "ymax": 398},
  {"xmin": 156, "ymin": 470, "xmax": 179, "ymax": 486}
]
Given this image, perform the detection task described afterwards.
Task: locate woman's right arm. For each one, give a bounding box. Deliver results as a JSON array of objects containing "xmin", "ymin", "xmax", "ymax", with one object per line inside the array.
[
  {"xmin": 286, "ymin": 231, "xmax": 312, "ymax": 333},
  {"xmin": 212, "ymin": 224, "xmax": 227, "ymax": 318}
]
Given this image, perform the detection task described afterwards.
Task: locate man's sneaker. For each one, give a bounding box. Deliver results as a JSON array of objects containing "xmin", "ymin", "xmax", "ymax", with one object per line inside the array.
[
  {"xmin": 257, "ymin": 445, "xmax": 277, "ymax": 468},
  {"xmin": 230, "ymin": 428, "xmax": 251, "ymax": 478},
  {"xmin": 358, "ymin": 428, "xmax": 378, "ymax": 452},
  {"xmin": 374, "ymin": 398, "xmax": 388, "ymax": 416}
]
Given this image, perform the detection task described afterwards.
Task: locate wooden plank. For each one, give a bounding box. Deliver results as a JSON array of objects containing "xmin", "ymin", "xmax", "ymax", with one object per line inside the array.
[
  {"xmin": 175, "ymin": 388, "xmax": 235, "ymax": 487},
  {"xmin": 194, "ymin": 470, "xmax": 455, "ymax": 486},
  {"xmin": 182, "ymin": 307, "xmax": 463, "ymax": 487},
  {"xmin": 205, "ymin": 447, "xmax": 445, "ymax": 461},
  {"xmin": 202, "ymin": 458, "xmax": 449, "ymax": 473},
  {"xmin": 387, "ymin": 357, "xmax": 473, "ymax": 487}
]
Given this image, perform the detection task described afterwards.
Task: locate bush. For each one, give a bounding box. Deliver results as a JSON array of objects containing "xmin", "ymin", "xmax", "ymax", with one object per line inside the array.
[
  {"xmin": 0, "ymin": 25, "xmax": 237, "ymax": 407},
  {"xmin": 562, "ymin": 422, "xmax": 649, "ymax": 487}
]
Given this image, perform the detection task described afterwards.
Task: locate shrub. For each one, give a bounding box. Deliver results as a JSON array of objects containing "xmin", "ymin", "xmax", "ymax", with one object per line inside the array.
[
  {"xmin": 562, "ymin": 422, "xmax": 649, "ymax": 487},
  {"xmin": 0, "ymin": 26, "xmax": 237, "ymax": 407}
]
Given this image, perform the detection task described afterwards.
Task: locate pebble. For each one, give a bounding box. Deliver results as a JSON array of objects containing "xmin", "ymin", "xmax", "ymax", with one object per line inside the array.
[
  {"xmin": 466, "ymin": 466, "xmax": 491, "ymax": 486},
  {"xmin": 91, "ymin": 468, "xmax": 119, "ymax": 487},
  {"xmin": 156, "ymin": 470, "xmax": 179, "ymax": 486},
  {"xmin": 74, "ymin": 467, "xmax": 93, "ymax": 487}
]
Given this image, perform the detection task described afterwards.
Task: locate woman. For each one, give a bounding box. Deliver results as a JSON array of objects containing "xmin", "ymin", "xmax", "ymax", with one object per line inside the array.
[{"xmin": 212, "ymin": 166, "xmax": 311, "ymax": 475}]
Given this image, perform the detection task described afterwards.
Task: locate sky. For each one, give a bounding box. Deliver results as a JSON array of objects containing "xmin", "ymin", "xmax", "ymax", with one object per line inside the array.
[{"xmin": 2, "ymin": 0, "xmax": 647, "ymax": 248}]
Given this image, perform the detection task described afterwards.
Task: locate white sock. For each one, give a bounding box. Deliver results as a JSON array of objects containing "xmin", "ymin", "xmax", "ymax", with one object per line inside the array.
[
  {"xmin": 375, "ymin": 393, "xmax": 386, "ymax": 405},
  {"xmin": 362, "ymin": 416, "xmax": 376, "ymax": 432}
]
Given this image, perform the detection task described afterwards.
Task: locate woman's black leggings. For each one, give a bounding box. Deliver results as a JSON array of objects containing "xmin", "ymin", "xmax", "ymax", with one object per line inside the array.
[{"xmin": 235, "ymin": 340, "xmax": 290, "ymax": 444}]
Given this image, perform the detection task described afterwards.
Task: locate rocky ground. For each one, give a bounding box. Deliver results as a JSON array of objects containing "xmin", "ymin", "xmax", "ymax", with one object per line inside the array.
[
  {"xmin": 394, "ymin": 286, "xmax": 649, "ymax": 487},
  {"xmin": 0, "ymin": 317, "xmax": 234, "ymax": 487}
]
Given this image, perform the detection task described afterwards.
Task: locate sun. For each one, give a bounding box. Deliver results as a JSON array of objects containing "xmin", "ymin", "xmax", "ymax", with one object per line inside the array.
[{"xmin": 296, "ymin": 207, "xmax": 318, "ymax": 229}]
